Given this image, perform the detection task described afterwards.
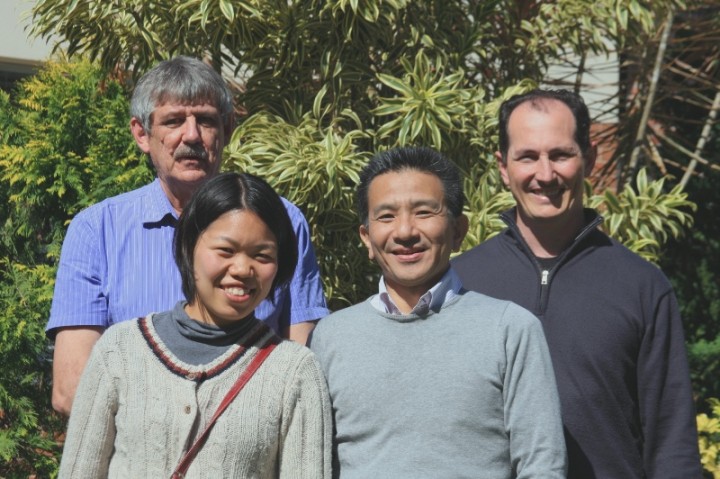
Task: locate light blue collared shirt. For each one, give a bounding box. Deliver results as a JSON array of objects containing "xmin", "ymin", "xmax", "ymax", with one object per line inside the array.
[
  {"xmin": 369, "ymin": 268, "xmax": 463, "ymax": 315},
  {"xmin": 47, "ymin": 178, "xmax": 330, "ymax": 336}
]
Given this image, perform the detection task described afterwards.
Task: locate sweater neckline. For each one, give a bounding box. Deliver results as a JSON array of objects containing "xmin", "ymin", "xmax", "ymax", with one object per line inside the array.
[
  {"xmin": 138, "ymin": 314, "xmax": 273, "ymax": 382},
  {"xmin": 368, "ymin": 292, "xmax": 465, "ymax": 322}
]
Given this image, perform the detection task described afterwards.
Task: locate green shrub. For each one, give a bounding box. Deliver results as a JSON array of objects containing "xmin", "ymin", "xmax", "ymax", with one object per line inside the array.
[
  {"xmin": 587, "ymin": 168, "xmax": 695, "ymax": 264},
  {"xmin": 0, "ymin": 59, "xmax": 151, "ymax": 262},
  {"xmin": 698, "ymin": 398, "xmax": 720, "ymax": 478},
  {"xmin": 689, "ymin": 338, "xmax": 720, "ymax": 415},
  {"xmin": 0, "ymin": 261, "xmax": 61, "ymax": 477},
  {"xmin": 0, "ymin": 58, "xmax": 149, "ymax": 477}
]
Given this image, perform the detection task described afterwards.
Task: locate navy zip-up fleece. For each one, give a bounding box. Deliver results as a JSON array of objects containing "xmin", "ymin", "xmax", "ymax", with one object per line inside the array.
[{"xmin": 453, "ymin": 208, "xmax": 702, "ymax": 479}]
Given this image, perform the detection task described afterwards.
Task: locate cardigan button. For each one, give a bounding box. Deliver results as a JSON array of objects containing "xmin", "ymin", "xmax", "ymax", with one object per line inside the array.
[{"xmin": 184, "ymin": 405, "xmax": 191, "ymax": 414}]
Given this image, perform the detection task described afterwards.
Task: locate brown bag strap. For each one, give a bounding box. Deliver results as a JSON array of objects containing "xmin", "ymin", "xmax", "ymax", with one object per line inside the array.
[{"xmin": 170, "ymin": 336, "xmax": 279, "ymax": 479}]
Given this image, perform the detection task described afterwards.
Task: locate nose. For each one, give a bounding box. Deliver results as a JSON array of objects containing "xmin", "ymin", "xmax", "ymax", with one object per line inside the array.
[
  {"xmin": 394, "ymin": 214, "xmax": 419, "ymax": 242},
  {"xmin": 228, "ymin": 254, "xmax": 253, "ymax": 277},
  {"xmin": 182, "ymin": 116, "xmax": 201, "ymax": 144},
  {"xmin": 535, "ymin": 158, "xmax": 555, "ymax": 183}
]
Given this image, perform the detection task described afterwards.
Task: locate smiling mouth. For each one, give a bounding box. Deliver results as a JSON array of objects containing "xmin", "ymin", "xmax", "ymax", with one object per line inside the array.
[
  {"xmin": 531, "ymin": 187, "xmax": 566, "ymax": 200},
  {"xmin": 393, "ymin": 249, "xmax": 425, "ymax": 261},
  {"xmin": 175, "ymin": 155, "xmax": 207, "ymax": 163},
  {"xmin": 224, "ymin": 286, "xmax": 251, "ymax": 298}
]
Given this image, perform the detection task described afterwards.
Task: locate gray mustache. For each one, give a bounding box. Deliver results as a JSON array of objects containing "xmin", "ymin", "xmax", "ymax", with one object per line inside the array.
[{"xmin": 174, "ymin": 144, "xmax": 209, "ymax": 161}]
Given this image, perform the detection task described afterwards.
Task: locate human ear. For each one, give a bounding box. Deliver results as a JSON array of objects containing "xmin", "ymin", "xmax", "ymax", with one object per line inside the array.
[
  {"xmin": 130, "ymin": 117, "xmax": 152, "ymax": 154},
  {"xmin": 359, "ymin": 224, "xmax": 375, "ymax": 260},
  {"xmin": 452, "ymin": 214, "xmax": 469, "ymax": 251},
  {"xmin": 495, "ymin": 151, "xmax": 510, "ymax": 187}
]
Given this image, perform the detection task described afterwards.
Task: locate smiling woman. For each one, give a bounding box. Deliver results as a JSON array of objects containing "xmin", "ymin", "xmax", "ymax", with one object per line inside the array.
[
  {"xmin": 174, "ymin": 173, "xmax": 298, "ymax": 325},
  {"xmin": 57, "ymin": 173, "xmax": 332, "ymax": 478},
  {"xmin": 187, "ymin": 210, "xmax": 279, "ymax": 327}
]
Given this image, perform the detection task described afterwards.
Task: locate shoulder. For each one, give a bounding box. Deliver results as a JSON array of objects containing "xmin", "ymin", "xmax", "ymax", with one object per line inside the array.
[
  {"xmin": 453, "ymin": 289, "xmax": 507, "ymax": 310},
  {"xmin": 273, "ymin": 339, "xmax": 316, "ymax": 363},
  {"xmin": 101, "ymin": 316, "xmax": 142, "ymax": 338},
  {"xmin": 279, "ymin": 197, "xmax": 309, "ymax": 225},
  {"xmin": 69, "ymin": 182, "xmax": 156, "ymax": 224},
  {"xmin": 452, "ymin": 233, "xmax": 510, "ymax": 274},
  {"xmin": 451, "ymin": 294, "xmax": 547, "ymax": 362},
  {"xmin": 586, "ymin": 230, "xmax": 672, "ymax": 288},
  {"xmin": 279, "ymin": 197, "xmax": 315, "ymax": 247},
  {"xmin": 603, "ymin": 233, "xmax": 660, "ymax": 268},
  {"xmin": 309, "ymin": 301, "xmax": 373, "ymax": 347},
  {"xmin": 456, "ymin": 233, "xmax": 506, "ymax": 259},
  {"xmin": 94, "ymin": 317, "xmax": 145, "ymax": 351},
  {"xmin": 315, "ymin": 301, "xmax": 371, "ymax": 328},
  {"xmin": 453, "ymin": 291, "xmax": 541, "ymax": 329},
  {"xmin": 266, "ymin": 340, "xmax": 326, "ymax": 384}
]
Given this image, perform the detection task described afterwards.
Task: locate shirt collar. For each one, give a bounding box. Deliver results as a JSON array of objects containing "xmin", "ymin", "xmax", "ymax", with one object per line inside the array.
[
  {"xmin": 142, "ymin": 178, "xmax": 179, "ymax": 228},
  {"xmin": 371, "ymin": 268, "xmax": 463, "ymax": 315}
]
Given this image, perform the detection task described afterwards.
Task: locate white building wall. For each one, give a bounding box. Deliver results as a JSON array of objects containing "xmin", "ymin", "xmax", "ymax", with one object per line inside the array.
[
  {"xmin": 0, "ymin": 0, "xmax": 53, "ymax": 87},
  {"xmin": 545, "ymin": 51, "xmax": 620, "ymax": 124}
]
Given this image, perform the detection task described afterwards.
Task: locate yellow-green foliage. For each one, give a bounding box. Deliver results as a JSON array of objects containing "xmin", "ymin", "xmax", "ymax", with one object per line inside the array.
[
  {"xmin": 28, "ymin": 0, "xmax": 693, "ymax": 302},
  {"xmin": 698, "ymin": 399, "xmax": 720, "ymax": 478},
  {"xmin": 226, "ymin": 111, "xmax": 373, "ymax": 308},
  {"xmin": 0, "ymin": 58, "xmax": 151, "ymax": 261},
  {"xmin": 588, "ymin": 168, "xmax": 695, "ymax": 264},
  {"xmin": 0, "ymin": 58, "xmax": 149, "ymax": 477}
]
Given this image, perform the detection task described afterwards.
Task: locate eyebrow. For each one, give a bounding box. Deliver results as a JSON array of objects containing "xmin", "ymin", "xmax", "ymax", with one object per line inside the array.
[
  {"xmin": 213, "ymin": 235, "xmax": 278, "ymax": 249},
  {"xmin": 156, "ymin": 105, "xmax": 221, "ymax": 117},
  {"xmin": 511, "ymin": 145, "xmax": 579, "ymax": 158}
]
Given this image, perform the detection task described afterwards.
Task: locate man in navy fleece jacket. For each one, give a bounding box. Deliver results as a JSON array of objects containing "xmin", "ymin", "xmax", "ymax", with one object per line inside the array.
[{"xmin": 453, "ymin": 89, "xmax": 702, "ymax": 479}]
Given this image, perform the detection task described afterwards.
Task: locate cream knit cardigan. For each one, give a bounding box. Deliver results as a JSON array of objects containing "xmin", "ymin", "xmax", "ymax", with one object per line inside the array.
[{"xmin": 58, "ymin": 315, "xmax": 332, "ymax": 478}]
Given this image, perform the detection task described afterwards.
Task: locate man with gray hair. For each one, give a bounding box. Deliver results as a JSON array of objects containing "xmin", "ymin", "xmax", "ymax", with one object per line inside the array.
[{"xmin": 47, "ymin": 56, "xmax": 329, "ymax": 415}]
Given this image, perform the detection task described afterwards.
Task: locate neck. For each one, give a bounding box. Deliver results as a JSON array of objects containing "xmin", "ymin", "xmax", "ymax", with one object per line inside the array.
[
  {"xmin": 383, "ymin": 268, "xmax": 448, "ymax": 314},
  {"xmin": 184, "ymin": 302, "xmax": 253, "ymax": 329},
  {"xmin": 514, "ymin": 210, "xmax": 585, "ymax": 258},
  {"xmin": 159, "ymin": 180, "xmax": 196, "ymax": 216}
]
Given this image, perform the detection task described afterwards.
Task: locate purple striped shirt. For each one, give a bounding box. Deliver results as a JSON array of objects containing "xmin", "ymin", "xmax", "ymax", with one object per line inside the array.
[{"xmin": 47, "ymin": 179, "xmax": 329, "ymax": 336}]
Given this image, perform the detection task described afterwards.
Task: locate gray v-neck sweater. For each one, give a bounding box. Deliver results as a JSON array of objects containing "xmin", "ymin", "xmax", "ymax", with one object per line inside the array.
[{"xmin": 310, "ymin": 290, "xmax": 566, "ymax": 479}]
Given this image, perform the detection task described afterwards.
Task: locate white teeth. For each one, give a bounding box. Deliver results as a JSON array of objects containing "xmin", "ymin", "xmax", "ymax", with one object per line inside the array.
[
  {"xmin": 225, "ymin": 287, "xmax": 247, "ymax": 296},
  {"xmin": 535, "ymin": 189, "xmax": 562, "ymax": 197}
]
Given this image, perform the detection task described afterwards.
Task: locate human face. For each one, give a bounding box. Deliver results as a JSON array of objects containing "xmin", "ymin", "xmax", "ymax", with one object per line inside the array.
[
  {"xmin": 185, "ymin": 210, "xmax": 278, "ymax": 328},
  {"xmin": 498, "ymin": 99, "xmax": 595, "ymax": 232},
  {"xmin": 131, "ymin": 101, "xmax": 226, "ymax": 207},
  {"xmin": 359, "ymin": 170, "xmax": 468, "ymax": 311}
]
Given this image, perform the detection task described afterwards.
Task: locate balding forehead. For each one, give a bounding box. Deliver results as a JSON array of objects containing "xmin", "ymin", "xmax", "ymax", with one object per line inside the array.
[{"xmin": 520, "ymin": 98, "xmax": 572, "ymax": 116}]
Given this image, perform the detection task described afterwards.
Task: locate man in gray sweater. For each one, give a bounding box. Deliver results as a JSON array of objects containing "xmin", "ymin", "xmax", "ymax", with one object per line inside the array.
[{"xmin": 309, "ymin": 146, "xmax": 567, "ymax": 479}]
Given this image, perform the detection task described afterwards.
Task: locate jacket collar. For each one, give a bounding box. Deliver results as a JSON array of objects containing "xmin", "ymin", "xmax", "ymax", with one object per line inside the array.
[{"xmin": 499, "ymin": 207, "xmax": 604, "ymax": 261}]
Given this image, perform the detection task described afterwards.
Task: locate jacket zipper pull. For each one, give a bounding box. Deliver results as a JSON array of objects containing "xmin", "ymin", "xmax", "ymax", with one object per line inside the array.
[{"xmin": 541, "ymin": 270, "xmax": 549, "ymax": 285}]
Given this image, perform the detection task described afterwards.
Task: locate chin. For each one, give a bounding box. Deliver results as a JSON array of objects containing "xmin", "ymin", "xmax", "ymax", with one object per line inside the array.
[{"xmin": 181, "ymin": 173, "xmax": 213, "ymax": 187}]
